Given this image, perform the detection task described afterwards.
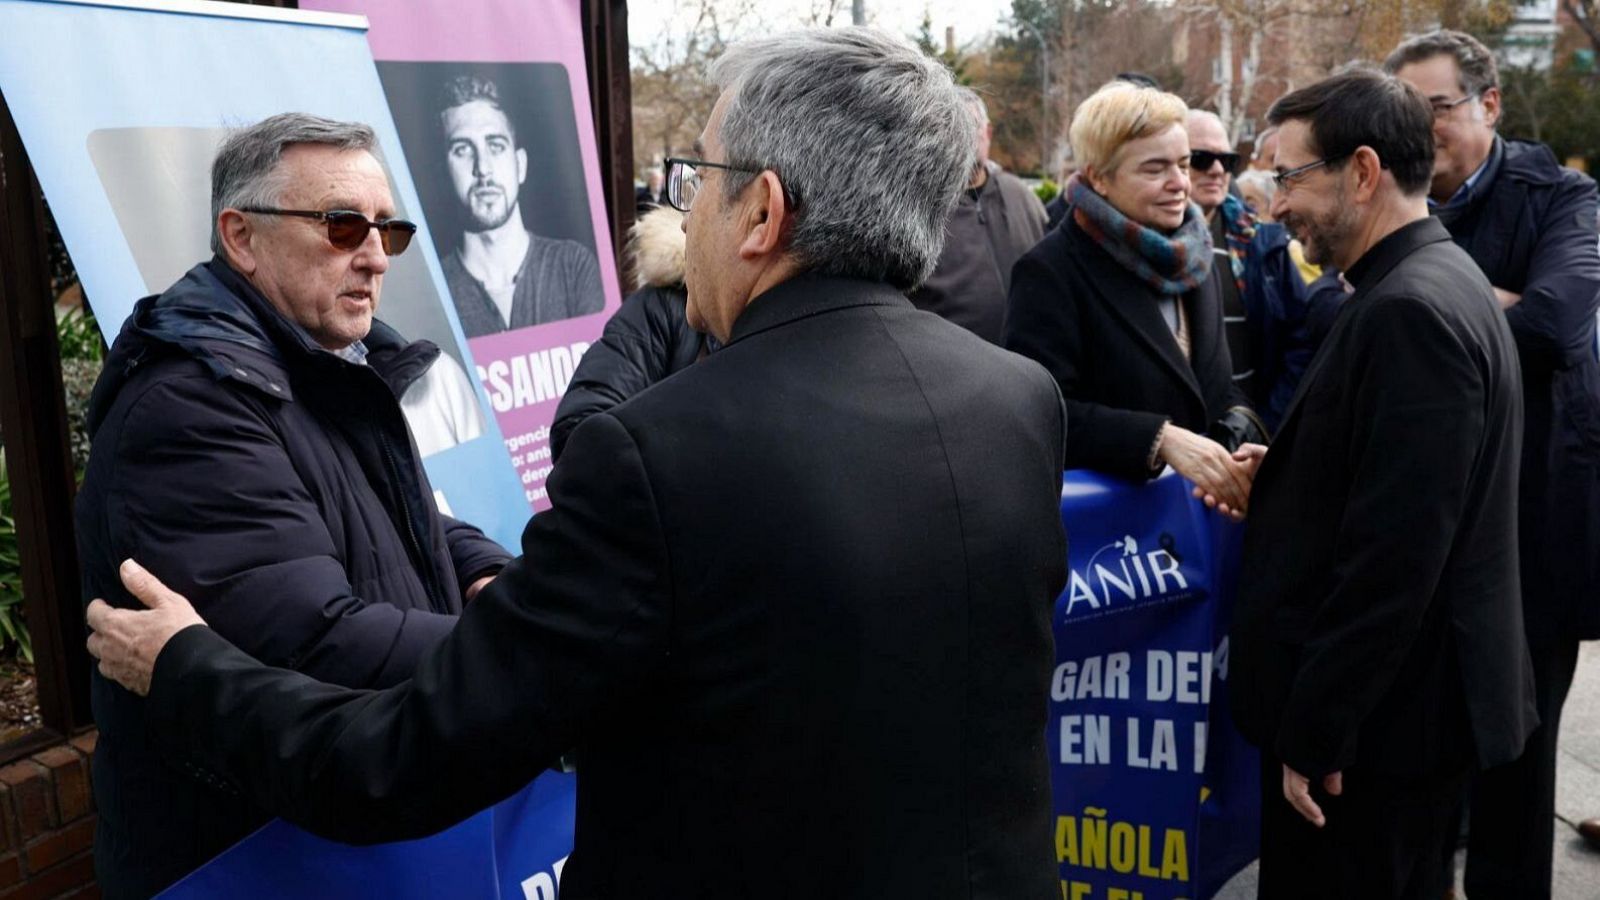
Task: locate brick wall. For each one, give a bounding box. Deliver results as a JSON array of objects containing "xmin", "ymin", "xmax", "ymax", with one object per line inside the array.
[{"xmin": 0, "ymin": 732, "xmax": 98, "ymax": 900}]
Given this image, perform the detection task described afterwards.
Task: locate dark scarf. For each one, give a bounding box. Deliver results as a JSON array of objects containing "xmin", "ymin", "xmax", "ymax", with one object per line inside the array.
[
  {"xmin": 1218, "ymin": 193, "xmax": 1255, "ymax": 296},
  {"xmin": 1068, "ymin": 173, "xmax": 1211, "ymax": 295}
]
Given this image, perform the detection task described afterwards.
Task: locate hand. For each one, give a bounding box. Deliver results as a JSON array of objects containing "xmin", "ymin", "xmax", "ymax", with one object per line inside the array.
[
  {"xmin": 1493, "ymin": 287, "xmax": 1521, "ymax": 309},
  {"xmin": 1191, "ymin": 442, "xmax": 1269, "ymax": 518},
  {"xmin": 464, "ymin": 573, "xmax": 496, "ymax": 602},
  {"xmin": 1232, "ymin": 442, "xmax": 1268, "ymax": 477},
  {"xmin": 1160, "ymin": 425, "xmax": 1253, "ymax": 520},
  {"xmin": 1282, "ymin": 764, "xmax": 1342, "ymax": 828},
  {"xmin": 85, "ymin": 560, "xmax": 207, "ymax": 697}
]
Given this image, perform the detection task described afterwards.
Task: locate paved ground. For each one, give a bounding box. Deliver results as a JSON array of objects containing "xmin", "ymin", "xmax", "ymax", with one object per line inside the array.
[{"xmin": 1215, "ymin": 641, "xmax": 1600, "ymax": 899}]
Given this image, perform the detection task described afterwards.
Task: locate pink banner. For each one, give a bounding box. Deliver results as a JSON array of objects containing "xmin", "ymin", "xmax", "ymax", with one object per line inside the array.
[{"xmin": 306, "ymin": 0, "xmax": 621, "ymax": 511}]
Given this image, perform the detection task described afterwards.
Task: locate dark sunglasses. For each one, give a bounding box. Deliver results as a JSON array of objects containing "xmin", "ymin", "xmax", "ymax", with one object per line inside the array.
[
  {"xmin": 1189, "ymin": 150, "xmax": 1243, "ymax": 175},
  {"xmin": 239, "ymin": 207, "xmax": 417, "ymax": 255}
]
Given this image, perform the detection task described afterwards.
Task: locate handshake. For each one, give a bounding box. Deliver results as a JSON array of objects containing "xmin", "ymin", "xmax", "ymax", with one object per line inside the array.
[{"xmin": 1156, "ymin": 422, "xmax": 1267, "ymax": 521}]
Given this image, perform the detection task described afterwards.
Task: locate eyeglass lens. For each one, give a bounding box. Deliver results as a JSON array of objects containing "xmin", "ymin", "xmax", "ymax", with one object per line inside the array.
[
  {"xmin": 325, "ymin": 211, "xmax": 416, "ymax": 256},
  {"xmin": 1191, "ymin": 150, "xmax": 1242, "ymax": 175},
  {"xmin": 668, "ymin": 162, "xmax": 700, "ymax": 212}
]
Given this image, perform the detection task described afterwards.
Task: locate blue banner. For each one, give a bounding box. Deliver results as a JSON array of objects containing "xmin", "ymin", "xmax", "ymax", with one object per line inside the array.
[
  {"xmin": 161, "ymin": 770, "xmax": 576, "ymax": 899},
  {"xmin": 1053, "ymin": 470, "xmax": 1258, "ymax": 900}
]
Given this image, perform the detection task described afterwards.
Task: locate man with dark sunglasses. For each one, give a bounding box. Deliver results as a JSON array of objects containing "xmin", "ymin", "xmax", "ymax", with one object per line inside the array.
[
  {"xmin": 1184, "ymin": 109, "xmax": 1312, "ymax": 431},
  {"xmin": 73, "ymin": 112, "xmax": 510, "ymax": 898},
  {"xmin": 437, "ymin": 74, "xmax": 604, "ymax": 336}
]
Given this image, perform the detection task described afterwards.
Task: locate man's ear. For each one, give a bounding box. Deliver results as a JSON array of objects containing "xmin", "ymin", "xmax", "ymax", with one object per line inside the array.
[
  {"xmin": 1479, "ymin": 86, "xmax": 1502, "ymax": 129},
  {"xmin": 737, "ymin": 170, "xmax": 789, "ymax": 260},
  {"xmin": 1350, "ymin": 146, "xmax": 1384, "ymax": 203},
  {"xmin": 517, "ymin": 146, "xmax": 528, "ymax": 187},
  {"xmin": 217, "ymin": 210, "xmax": 258, "ymax": 275}
]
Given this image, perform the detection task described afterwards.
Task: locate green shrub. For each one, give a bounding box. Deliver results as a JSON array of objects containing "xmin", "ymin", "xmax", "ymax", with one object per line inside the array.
[{"xmin": 1034, "ymin": 177, "xmax": 1060, "ymax": 204}]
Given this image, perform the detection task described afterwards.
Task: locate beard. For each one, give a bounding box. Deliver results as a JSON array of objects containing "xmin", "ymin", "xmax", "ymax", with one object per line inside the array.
[
  {"xmin": 462, "ymin": 182, "xmax": 517, "ymax": 233},
  {"xmin": 1283, "ymin": 185, "xmax": 1356, "ymax": 269}
]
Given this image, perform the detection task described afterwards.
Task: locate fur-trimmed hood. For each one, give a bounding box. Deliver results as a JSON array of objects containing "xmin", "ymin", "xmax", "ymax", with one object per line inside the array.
[{"xmin": 631, "ymin": 206, "xmax": 686, "ymax": 290}]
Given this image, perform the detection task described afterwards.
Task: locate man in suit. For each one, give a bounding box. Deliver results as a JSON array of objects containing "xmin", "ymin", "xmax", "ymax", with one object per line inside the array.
[
  {"xmin": 1229, "ymin": 68, "xmax": 1536, "ymax": 899},
  {"xmin": 83, "ymin": 27, "xmax": 1068, "ymax": 900},
  {"xmin": 1386, "ymin": 31, "xmax": 1600, "ymax": 898}
]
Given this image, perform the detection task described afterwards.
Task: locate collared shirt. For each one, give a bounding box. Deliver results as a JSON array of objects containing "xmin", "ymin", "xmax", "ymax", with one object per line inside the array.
[
  {"xmin": 333, "ymin": 339, "xmax": 369, "ymax": 365},
  {"xmin": 1429, "ymin": 139, "xmax": 1502, "ymax": 211}
]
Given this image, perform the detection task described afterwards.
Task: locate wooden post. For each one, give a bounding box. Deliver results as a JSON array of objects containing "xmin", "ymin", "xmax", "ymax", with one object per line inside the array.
[{"xmin": 0, "ymin": 88, "xmax": 91, "ymax": 744}]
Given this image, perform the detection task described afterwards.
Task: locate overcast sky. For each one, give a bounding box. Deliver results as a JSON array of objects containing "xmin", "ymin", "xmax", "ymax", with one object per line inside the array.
[{"xmin": 628, "ymin": 0, "xmax": 1018, "ymax": 54}]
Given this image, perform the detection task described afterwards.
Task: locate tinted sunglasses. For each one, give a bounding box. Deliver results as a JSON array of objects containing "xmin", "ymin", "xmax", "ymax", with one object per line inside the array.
[
  {"xmin": 239, "ymin": 207, "xmax": 417, "ymax": 255},
  {"xmin": 1189, "ymin": 150, "xmax": 1243, "ymax": 175}
]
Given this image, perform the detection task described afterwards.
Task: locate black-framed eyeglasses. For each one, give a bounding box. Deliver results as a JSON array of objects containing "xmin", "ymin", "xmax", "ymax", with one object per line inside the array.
[
  {"xmin": 663, "ymin": 157, "xmax": 764, "ymax": 213},
  {"xmin": 238, "ymin": 207, "xmax": 417, "ymax": 256},
  {"xmin": 1272, "ymin": 154, "xmax": 1351, "ymax": 190},
  {"xmin": 1429, "ymin": 92, "xmax": 1479, "ymax": 119},
  {"xmin": 1190, "ymin": 150, "xmax": 1243, "ymax": 176}
]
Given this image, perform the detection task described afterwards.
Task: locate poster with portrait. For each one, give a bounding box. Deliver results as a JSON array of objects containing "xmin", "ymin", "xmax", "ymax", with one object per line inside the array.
[
  {"xmin": 0, "ymin": 0, "xmax": 530, "ymax": 552},
  {"xmin": 304, "ymin": 0, "xmax": 623, "ymax": 511}
]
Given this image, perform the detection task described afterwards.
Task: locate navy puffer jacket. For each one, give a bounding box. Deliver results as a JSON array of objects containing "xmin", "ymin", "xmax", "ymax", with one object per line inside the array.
[{"xmin": 76, "ymin": 257, "xmax": 509, "ymax": 898}]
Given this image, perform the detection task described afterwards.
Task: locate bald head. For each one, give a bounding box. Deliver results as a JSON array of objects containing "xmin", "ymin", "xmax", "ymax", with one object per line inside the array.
[
  {"xmin": 1185, "ymin": 110, "xmax": 1234, "ymax": 214},
  {"xmin": 1185, "ymin": 110, "xmax": 1228, "ymax": 151}
]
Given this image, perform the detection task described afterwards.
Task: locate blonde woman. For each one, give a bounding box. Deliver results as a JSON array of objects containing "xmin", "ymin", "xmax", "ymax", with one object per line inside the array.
[{"xmin": 1004, "ymin": 81, "xmax": 1266, "ymax": 515}]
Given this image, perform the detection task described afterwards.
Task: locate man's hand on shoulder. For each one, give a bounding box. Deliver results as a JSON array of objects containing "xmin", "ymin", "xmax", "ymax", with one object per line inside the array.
[{"xmin": 86, "ymin": 560, "xmax": 207, "ymax": 697}]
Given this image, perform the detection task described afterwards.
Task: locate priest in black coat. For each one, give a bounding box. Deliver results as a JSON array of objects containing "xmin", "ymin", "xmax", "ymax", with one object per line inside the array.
[{"xmin": 1229, "ymin": 69, "xmax": 1537, "ymax": 899}]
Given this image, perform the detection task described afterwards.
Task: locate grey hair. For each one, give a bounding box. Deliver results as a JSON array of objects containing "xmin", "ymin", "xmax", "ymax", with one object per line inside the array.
[
  {"xmin": 210, "ymin": 113, "xmax": 377, "ymax": 255},
  {"xmin": 958, "ymin": 86, "xmax": 990, "ymax": 126},
  {"xmin": 707, "ymin": 27, "xmax": 977, "ymax": 290},
  {"xmin": 1234, "ymin": 169, "xmax": 1277, "ymax": 206},
  {"xmin": 1383, "ymin": 30, "xmax": 1499, "ymax": 97}
]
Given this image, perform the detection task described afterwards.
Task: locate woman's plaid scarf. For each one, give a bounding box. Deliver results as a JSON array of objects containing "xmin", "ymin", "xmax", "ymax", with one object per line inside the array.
[
  {"xmin": 1218, "ymin": 192, "xmax": 1256, "ymax": 296},
  {"xmin": 1068, "ymin": 173, "xmax": 1211, "ymax": 296}
]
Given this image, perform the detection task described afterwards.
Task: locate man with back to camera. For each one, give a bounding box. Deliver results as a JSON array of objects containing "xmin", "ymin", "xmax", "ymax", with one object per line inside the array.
[
  {"xmin": 73, "ymin": 113, "xmax": 510, "ymax": 898},
  {"xmin": 1183, "ymin": 109, "xmax": 1311, "ymax": 430},
  {"xmin": 83, "ymin": 28, "xmax": 1070, "ymax": 899},
  {"xmin": 1228, "ymin": 68, "xmax": 1536, "ymax": 898},
  {"xmin": 1385, "ymin": 30, "xmax": 1600, "ymax": 898},
  {"xmin": 438, "ymin": 74, "xmax": 604, "ymax": 336}
]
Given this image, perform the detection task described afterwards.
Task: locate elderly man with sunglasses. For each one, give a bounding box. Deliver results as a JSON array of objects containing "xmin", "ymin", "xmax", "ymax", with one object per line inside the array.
[
  {"xmin": 1184, "ymin": 109, "xmax": 1312, "ymax": 432},
  {"xmin": 74, "ymin": 113, "xmax": 510, "ymax": 899}
]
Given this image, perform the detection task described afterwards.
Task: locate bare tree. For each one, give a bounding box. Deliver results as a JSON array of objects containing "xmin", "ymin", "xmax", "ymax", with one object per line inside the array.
[
  {"xmin": 630, "ymin": 0, "xmax": 757, "ymax": 177},
  {"xmin": 1562, "ymin": 0, "xmax": 1600, "ymax": 56}
]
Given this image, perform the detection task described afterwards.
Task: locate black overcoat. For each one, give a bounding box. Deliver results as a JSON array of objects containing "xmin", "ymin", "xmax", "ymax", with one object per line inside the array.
[
  {"xmin": 142, "ymin": 276, "xmax": 1070, "ymax": 900},
  {"xmin": 1004, "ymin": 215, "xmax": 1264, "ymax": 479},
  {"xmin": 1230, "ymin": 218, "xmax": 1538, "ymax": 780},
  {"xmin": 1437, "ymin": 137, "xmax": 1600, "ymax": 640}
]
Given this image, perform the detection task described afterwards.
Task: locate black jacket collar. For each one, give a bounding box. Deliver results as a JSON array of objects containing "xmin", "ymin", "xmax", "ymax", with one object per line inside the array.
[
  {"xmin": 1344, "ymin": 216, "xmax": 1453, "ymax": 291},
  {"xmin": 725, "ymin": 273, "xmax": 912, "ymax": 346}
]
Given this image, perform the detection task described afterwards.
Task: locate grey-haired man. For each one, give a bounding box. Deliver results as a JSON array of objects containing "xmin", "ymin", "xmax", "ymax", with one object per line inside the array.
[
  {"xmin": 86, "ymin": 29, "xmax": 1068, "ymax": 899},
  {"xmin": 74, "ymin": 113, "xmax": 509, "ymax": 898}
]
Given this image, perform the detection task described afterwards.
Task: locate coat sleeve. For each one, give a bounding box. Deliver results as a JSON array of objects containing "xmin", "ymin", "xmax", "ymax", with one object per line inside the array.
[
  {"xmin": 145, "ymin": 411, "xmax": 673, "ymax": 843},
  {"xmin": 1259, "ymin": 232, "xmax": 1313, "ymax": 431},
  {"xmin": 106, "ymin": 374, "xmax": 457, "ymax": 689},
  {"xmin": 551, "ymin": 289, "xmax": 684, "ymax": 461},
  {"xmin": 1004, "ymin": 252, "xmax": 1168, "ymax": 479},
  {"xmin": 1502, "ymin": 174, "xmax": 1600, "ymax": 370},
  {"xmin": 1273, "ymin": 296, "xmax": 1486, "ymax": 778},
  {"xmin": 439, "ymin": 514, "xmax": 511, "ymax": 595}
]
